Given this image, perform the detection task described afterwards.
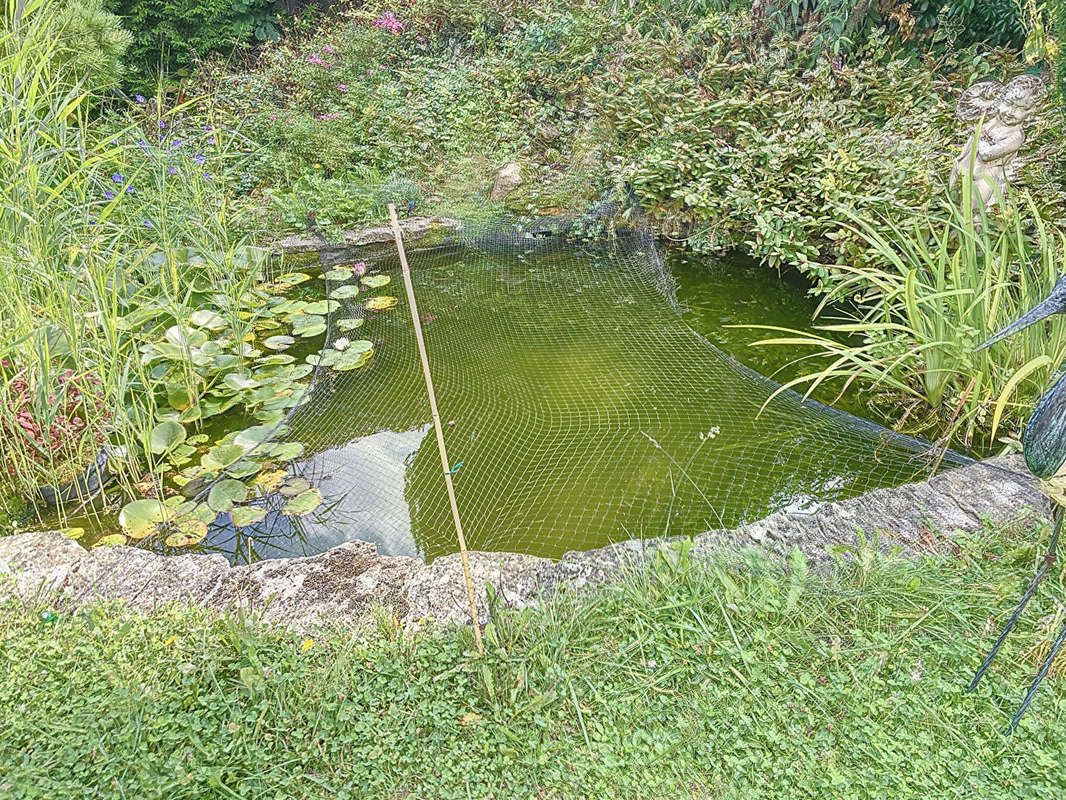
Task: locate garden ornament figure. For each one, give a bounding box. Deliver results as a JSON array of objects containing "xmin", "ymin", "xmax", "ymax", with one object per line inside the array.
[
  {"xmin": 949, "ymin": 75, "xmax": 1046, "ymax": 213},
  {"xmin": 970, "ymin": 273, "xmax": 1066, "ymax": 733}
]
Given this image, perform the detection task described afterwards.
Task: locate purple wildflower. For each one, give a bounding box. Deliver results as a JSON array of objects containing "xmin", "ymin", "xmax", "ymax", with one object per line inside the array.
[
  {"xmin": 135, "ymin": 94, "xmax": 146, "ymax": 103},
  {"xmin": 143, "ymin": 220, "xmax": 154, "ymax": 229},
  {"xmin": 158, "ymin": 120, "xmax": 166, "ymax": 129},
  {"xmin": 193, "ymin": 154, "xmax": 206, "ymax": 165},
  {"xmin": 111, "ymin": 173, "xmax": 123, "ymax": 183},
  {"xmin": 126, "ymin": 186, "xmax": 135, "ymax": 194},
  {"xmin": 138, "ymin": 140, "xmax": 149, "ymax": 148},
  {"xmin": 104, "ymin": 190, "xmax": 115, "ymax": 200},
  {"xmin": 167, "ymin": 166, "xmax": 178, "ymax": 174},
  {"xmin": 171, "ymin": 139, "xmax": 183, "ymax": 148},
  {"xmin": 202, "ymin": 125, "xmax": 212, "ymax": 131},
  {"xmin": 207, "ymin": 137, "xmax": 215, "ymax": 145}
]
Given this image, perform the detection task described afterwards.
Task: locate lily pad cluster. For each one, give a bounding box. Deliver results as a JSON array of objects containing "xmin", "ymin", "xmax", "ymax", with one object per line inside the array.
[
  {"xmin": 103, "ymin": 259, "xmax": 394, "ymax": 551},
  {"xmin": 315, "ymin": 260, "xmax": 400, "ymax": 371}
]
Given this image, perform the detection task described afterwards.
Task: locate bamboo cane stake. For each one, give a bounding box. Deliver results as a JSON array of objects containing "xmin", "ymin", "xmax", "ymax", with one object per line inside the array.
[{"xmin": 387, "ymin": 205, "xmax": 483, "ymax": 655}]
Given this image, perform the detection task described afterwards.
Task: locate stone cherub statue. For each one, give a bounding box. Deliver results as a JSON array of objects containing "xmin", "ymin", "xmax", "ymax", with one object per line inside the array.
[{"xmin": 949, "ymin": 74, "xmax": 1047, "ymax": 212}]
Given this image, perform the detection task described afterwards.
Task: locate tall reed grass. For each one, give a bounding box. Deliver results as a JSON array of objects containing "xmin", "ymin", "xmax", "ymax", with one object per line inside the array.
[
  {"xmin": 0, "ymin": 0, "xmax": 259, "ymax": 527},
  {"xmin": 747, "ymin": 188, "xmax": 1066, "ymax": 454}
]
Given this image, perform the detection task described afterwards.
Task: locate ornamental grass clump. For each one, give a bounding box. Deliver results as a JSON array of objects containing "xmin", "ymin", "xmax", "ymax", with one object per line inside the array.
[
  {"xmin": 0, "ymin": 1, "xmax": 273, "ymax": 532},
  {"xmin": 746, "ymin": 187, "xmax": 1066, "ymax": 454}
]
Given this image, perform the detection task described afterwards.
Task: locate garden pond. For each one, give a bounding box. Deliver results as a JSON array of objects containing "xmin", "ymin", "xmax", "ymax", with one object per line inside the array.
[{"xmin": 36, "ymin": 233, "xmax": 961, "ymax": 562}]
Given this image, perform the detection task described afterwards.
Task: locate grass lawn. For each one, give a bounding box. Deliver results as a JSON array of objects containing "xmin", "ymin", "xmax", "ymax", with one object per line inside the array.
[{"xmin": 3, "ymin": 521, "xmax": 1066, "ymax": 798}]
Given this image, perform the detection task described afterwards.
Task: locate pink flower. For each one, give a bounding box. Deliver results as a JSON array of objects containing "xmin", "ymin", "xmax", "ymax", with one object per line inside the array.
[
  {"xmin": 372, "ymin": 11, "xmax": 404, "ymax": 34},
  {"xmin": 316, "ymin": 112, "xmax": 344, "ymax": 121},
  {"xmin": 336, "ymin": 82, "xmax": 348, "ymax": 93},
  {"xmin": 323, "ymin": 44, "xmax": 335, "ymax": 54},
  {"xmin": 307, "ymin": 53, "xmax": 329, "ymax": 67}
]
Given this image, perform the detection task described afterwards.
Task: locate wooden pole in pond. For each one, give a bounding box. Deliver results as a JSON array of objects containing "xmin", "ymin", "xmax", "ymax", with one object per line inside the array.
[{"xmin": 388, "ymin": 204, "xmax": 484, "ymax": 655}]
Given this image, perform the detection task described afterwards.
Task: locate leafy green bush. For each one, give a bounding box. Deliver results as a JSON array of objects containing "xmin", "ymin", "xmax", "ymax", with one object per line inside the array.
[
  {"xmin": 3, "ymin": 0, "xmax": 133, "ymax": 91},
  {"xmin": 103, "ymin": 0, "xmax": 281, "ymax": 79},
  {"xmin": 52, "ymin": 0, "xmax": 133, "ymax": 89}
]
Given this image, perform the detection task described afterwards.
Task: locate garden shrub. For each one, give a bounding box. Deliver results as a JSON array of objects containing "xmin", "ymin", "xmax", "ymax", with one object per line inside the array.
[
  {"xmin": 103, "ymin": 0, "xmax": 282, "ymax": 79},
  {"xmin": 7, "ymin": 0, "xmax": 134, "ymax": 91}
]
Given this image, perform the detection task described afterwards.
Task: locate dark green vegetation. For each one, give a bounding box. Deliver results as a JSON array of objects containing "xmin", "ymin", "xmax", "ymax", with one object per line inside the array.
[
  {"xmin": 3, "ymin": 520, "xmax": 1066, "ymax": 797},
  {"xmin": 3, "ymin": 0, "xmax": 1066, "ymax": 542},
  {"xmin": 203, "ymin": 0, "xmax": 1066, "ymax": 449}
]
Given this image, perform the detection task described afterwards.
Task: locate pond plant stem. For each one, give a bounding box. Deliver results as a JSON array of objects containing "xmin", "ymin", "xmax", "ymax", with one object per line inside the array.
[{"xmin": 388, "ymin": 204, "xmax": 483, "ymax": 655}]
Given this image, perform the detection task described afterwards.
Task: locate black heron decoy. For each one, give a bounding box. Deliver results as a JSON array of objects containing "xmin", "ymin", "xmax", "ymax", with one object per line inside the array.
[{"xmin": 970, "ymin": 274, "xmax": 1066, "ymax": 733}]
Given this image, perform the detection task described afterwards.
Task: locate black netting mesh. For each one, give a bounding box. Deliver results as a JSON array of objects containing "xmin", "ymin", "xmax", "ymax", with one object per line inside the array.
[{"xmin": 195, "ymin": 214, "xmax": 971, "ymax": 563}]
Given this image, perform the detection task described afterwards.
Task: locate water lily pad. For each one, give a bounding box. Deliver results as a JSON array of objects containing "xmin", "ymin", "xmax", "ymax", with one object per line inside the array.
[
  {"xmin": 257, "ymin": 354, "xmax": 296, "ymax": 365},
  {"xmin": 255, "ymin": 469, "xmax": 287, "ymax": 492},
  {"xmin": 255, "ymin": 408, "xmax": 287, "ymax": 425},
  {"xmin": 223, "ymin": 372, "xmax": 261, "ymax": 391},
  {"xmin": 171, "ymin": 500, "xmax": 216, "ymax": 525},
  {"xmin": 290, "ymin": 312, "xmax": 326, "ymax": 329},
  {"xmin": 275, "ymin": 272, "xmax": 311, "ymax": 285},
  {"xmin": 93, "ymin": 534, "xmax": 128, "ymax": 548},
  {"xmin": 364, "ymin": 296, "xmax": 398, "ymax": 311},
  {"xmin": 279, "ymin": 476, "xmax": 311, "ymax": 497},
  {"xmin": 336, "ymin": 318, "xmax": 364, "ymax": 331},
  {"xmin": 282, "ymin": 488, "xmax": 322, "ymax": 516},
  {"xmin": 61, "ymin": 527, "xmax": 85, "ymax": 539},
  {"xmin": 333, "ymin": 348, "xmax": 373, "ymax": 371},
  {"xmin": 190, "ymin": 310, "xmax": 227, "ymax": 330},
  {"xmin": 361, "ymin": 274, "xmax": 390, "ymax": 288},
  {"xmin": 330, "ymin": 285, "xmax": 360, "ymax": 300},
  {"xmin": 119, "ymin": 499, "xmax": 170, "ymax": 539},
  {"xmin": 295, "ymin": 323, "xmax": 327, "ymax": 338},
  {"xmin": 323, "ymin": 268, "xmax": 353, "ymax": 281},
  {"xmin": 202, "ymin": 444, "xmax": 246, "ymax": 470},
  {"xmin": 234, "ymin": 424, "xmax": 280, "ymax": 451},
  {"xmin": 304, "ymin": 300, "xmax": 339, "ymax": 315},
  {"xmin": 345, "ymin": 340, "xmax": 374, "ymax": 354},
  {"xmin": 269, "ymin": 442, "xmax": 305, "ymax": 461},
  {"xmin": 165, "ymin": 325, "xmax": 208, "ymax": 350},
  {"xmin": 208, "ymin": 479, "xmax": 249, "ymax": 513},
  {"xmin": 150, "ymin": 421, "xmax": 186, "ymax": 454},
  {"xmin": 226, "ymin": 460, "xmax": 262, "ymax": 479},
  {"xmin": 231, "ymin": 505, "xmax": 269, "ymax": 527},
  {"xmin": 164, "ymin": 519, "xmax": 208, "ymax": 547},
  {"xmin": 263, "ymin": 335, "xmax": 295, "ymax": 351},
  {"xmin": 167, "ymin": 384, "xmax": 193, "ymax": 411}
]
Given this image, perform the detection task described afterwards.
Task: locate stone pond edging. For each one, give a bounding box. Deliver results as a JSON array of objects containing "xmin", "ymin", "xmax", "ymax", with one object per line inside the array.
[
  {"xmin": 0, "ymin": 456, "xmax": 1047, "ymax": 631},
  {"xmin": 274, "ymin": 215, "xmax": 463, "ymax": 256}
]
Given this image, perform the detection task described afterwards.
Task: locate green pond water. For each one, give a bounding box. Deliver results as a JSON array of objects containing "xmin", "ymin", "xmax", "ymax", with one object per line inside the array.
[
  {"xmin": 40, "ymin": 234, "xmax": 961, "ymax": 562},
  {"xmin": 189, "ymin": 234, "xmax": 959, "ymax": 563}
]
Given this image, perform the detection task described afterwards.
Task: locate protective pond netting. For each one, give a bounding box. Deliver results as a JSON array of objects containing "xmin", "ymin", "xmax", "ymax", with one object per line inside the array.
[{"xmin": 203, "ymin": 214, "xmax": 973, "ymax": 563}]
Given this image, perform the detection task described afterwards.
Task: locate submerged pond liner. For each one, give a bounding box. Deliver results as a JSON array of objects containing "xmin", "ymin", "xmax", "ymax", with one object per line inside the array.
[{"xmin": 194, "ymin": 216, "xmax": 972, "ymax": 563}]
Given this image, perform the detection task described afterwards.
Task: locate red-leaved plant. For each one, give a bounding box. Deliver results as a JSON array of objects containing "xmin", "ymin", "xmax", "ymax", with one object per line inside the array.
[{"xmin": 1, "ymin": 362, "xmax": 110, "ymax": 489}]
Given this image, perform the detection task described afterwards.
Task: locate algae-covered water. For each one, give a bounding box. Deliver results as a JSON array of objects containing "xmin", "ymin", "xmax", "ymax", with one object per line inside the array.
[
  {"xmin": 195, "ymin": 235, "xmax": 954, "ymax": 563},
  {"xmin": 36, "ymin": 234, "xmax": 956, "ymax": 563}
]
